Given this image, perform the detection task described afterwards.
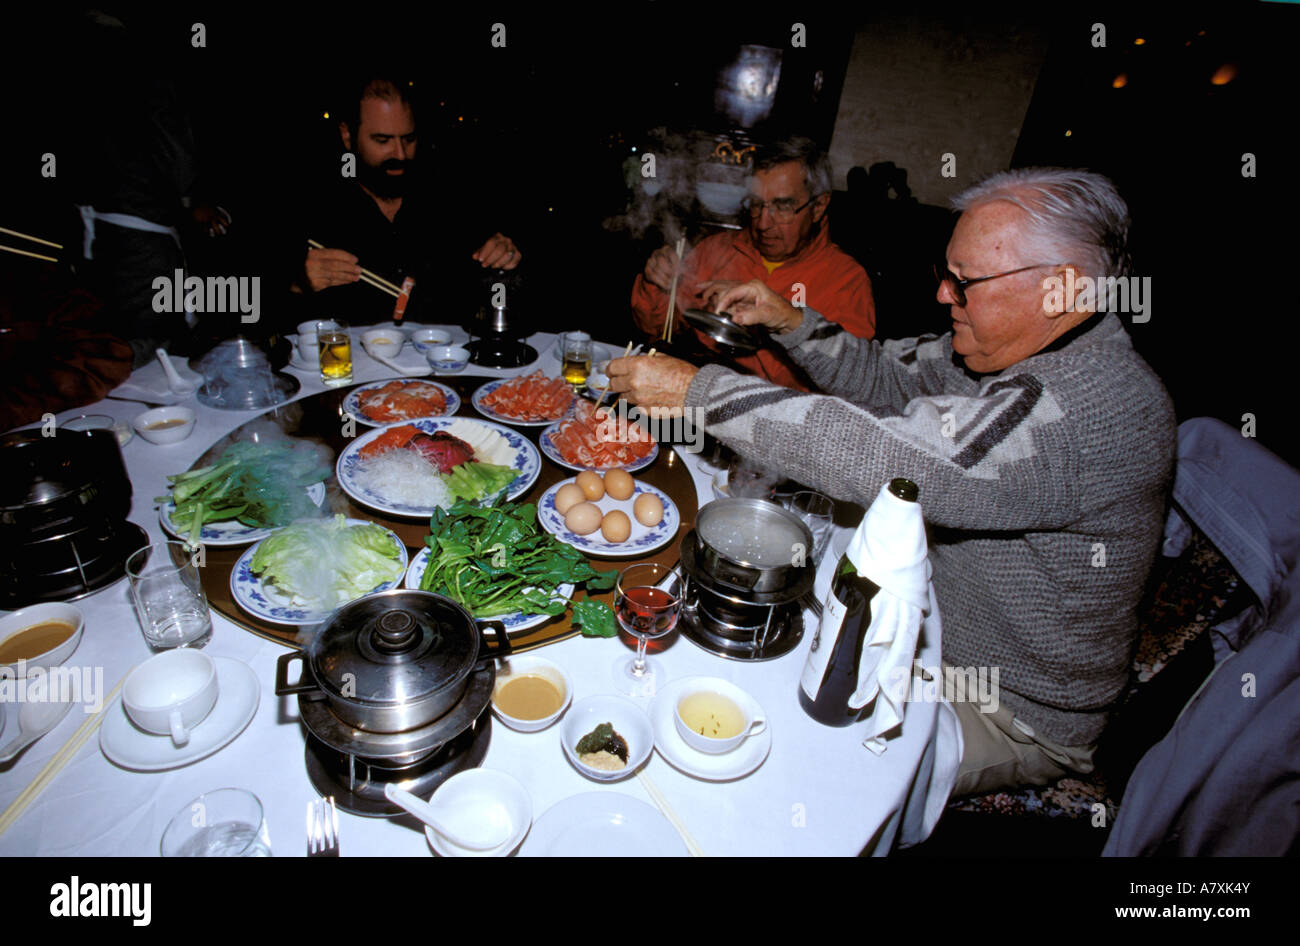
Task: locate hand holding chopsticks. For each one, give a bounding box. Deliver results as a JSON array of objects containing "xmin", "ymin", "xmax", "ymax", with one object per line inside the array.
[
  {"xmin": 306, "ymin": 239, "xmax": 401, "ymax": 298},
  {"xmin": 661, "ymin": 237, "xmax": 686, "ymax": 344}
]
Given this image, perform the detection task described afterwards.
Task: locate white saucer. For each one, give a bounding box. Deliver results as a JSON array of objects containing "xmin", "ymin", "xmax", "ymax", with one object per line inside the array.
[
  {"xmin": 99, "ymin": 657, "xmax": 259, "ymax": 771},
  {"xmin": 649, "ymin": 679, "xmax": 771, "ymax": 781}
]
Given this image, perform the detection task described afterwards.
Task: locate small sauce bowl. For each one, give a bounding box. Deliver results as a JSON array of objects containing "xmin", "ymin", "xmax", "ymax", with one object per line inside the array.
[
  {"xmin": 491, "ymin": 655, "xmax": 572, "ymax": 732},
  {"xmin": 132, "ymin": 407, "xmax": 197, "ymax": 445},
  {"xmin": 427, "ymin": 345, "xmax": 470, "ymax": 373}
]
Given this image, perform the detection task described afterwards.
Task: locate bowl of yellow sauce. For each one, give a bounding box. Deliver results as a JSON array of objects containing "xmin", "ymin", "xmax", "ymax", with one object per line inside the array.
[{"xmin": 491, "ymin": 655, "xmax": 572, "ymax": 732}]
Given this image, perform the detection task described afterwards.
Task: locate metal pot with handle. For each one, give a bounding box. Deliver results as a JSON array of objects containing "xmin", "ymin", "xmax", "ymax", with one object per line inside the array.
[{"xmin": 275, "ymin": 589, "xmax": 510, "ymax": 734}]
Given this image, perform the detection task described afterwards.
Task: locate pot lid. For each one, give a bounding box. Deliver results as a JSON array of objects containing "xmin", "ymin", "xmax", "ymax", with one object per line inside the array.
[
  {"xmin": 681, "ymin": 309, "xmax": 765, "ymax": 352},
  {"xmin": 307, "ymin": 590, "xmax": 481, "ymax": 709}
]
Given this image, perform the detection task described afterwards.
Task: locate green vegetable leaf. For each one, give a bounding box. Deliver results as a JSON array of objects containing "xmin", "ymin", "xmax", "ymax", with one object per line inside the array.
[{"xmin": 571, "ymin": 598, "xmax": 616, "ymax": 637}]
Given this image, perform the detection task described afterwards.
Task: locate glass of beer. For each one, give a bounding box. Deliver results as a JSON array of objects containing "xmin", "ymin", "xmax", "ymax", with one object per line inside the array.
[
  {"xmin": 317, "ymin": 319, "xmax": 352, "ymax": 386},
  {"xmin": 560, "ymin": 332, "xmax": 592, "ymax": 390}
]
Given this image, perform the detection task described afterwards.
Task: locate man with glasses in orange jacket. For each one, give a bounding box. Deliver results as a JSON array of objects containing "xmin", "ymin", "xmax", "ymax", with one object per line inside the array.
[{"xmin": 631, "ymin": 137, "xmax": 875, "ymax": 390}]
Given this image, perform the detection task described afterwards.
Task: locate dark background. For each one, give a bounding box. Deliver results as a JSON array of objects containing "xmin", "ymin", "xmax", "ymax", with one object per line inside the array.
[{"xmin": 0, "ymin": 2, "xmax": 1291, "ymax": 464}]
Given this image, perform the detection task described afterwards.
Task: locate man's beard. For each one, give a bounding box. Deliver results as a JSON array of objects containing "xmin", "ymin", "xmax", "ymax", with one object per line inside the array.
[{"xmin": 358, "ymin": 157, "xmax": 415, "ymax": 198}]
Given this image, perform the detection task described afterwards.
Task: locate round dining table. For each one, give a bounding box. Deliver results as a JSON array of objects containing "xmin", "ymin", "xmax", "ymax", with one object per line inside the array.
[{"xmin": 0, "ymin": 325, "xmax": 950, "ymax": 857}]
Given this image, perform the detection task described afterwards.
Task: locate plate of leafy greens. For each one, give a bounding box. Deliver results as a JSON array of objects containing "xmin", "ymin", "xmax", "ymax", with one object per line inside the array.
[
  {"xmin": 411, "ymin": 498, "xmax": 618, "ymax": 637},
  {"xmin": 158, "ymin": 440, "xmax": 331, "ymax": 547},
  {"xmin": 230, "ymin": 516, "xmax": 408, "ymax": 626}
]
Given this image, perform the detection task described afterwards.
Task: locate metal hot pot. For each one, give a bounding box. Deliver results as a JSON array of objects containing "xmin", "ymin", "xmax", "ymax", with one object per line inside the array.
[
  {"xmin": 693, "ymin": 498, "xmax": 814, "ymax": 594},
  {"xmin": 275, "ymin": 589, "xmax": 510, "ymax": 734}
]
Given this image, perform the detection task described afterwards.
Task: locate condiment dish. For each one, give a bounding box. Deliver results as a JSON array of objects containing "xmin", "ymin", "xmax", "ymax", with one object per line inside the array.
[
  {"xmin": 410, "ymin": 328, "xmax": 451, "ymax": 353},
  {"xmin": 491, "ymin": 655, "xmax": 573, "ymax": 732},
  {"xmin": 132, "ymin": 407, "xmax": 197, "ymax": 444},
  {"xmin": 427, "ymin": 345, "xmax": 470, "ymax": 373},
  {"xmin": 0, "ymin": 602, "xmax": 84, "ymax": 676},
  {"xmin": 361, "ymin": 328, "xmax": 406, "ymax": 355},
  {"xmin": 561, "ymin": 694, "xmax": 653, "ymax": 781},
  {"xmin": 423, "ymin": 768, "xmax": 532, "ymax": 857}
]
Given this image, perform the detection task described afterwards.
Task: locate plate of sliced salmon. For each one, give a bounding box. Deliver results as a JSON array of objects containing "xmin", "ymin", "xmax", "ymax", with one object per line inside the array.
[
  {"xmin": 342, "ymin": 379, "xmax": 461, "ymax": 427},
  {"xmin": 472, "ymin": 372, "xmax": 576, "ymax": 426},
  {"xmin": 539, "ymin": 399, "xmax": 659, "ymax": 473}
]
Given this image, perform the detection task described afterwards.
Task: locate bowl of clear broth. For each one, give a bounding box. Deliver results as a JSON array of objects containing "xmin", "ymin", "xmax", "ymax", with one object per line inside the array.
[
  {"xmin": 132, "ymin": 407, "xmax": 196, "ymax": 445},
  {"xmin": 0, "ymin": 602, "xmax": 84, "ymax": 675},
  {"xmin": 491, "ymin": 655, "xmax": 572, "ymax": 732}
]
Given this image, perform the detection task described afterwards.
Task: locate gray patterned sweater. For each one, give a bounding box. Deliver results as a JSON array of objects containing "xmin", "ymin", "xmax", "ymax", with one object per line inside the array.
[{"xmin": 684, "ymin": 309, "xmax": 1176, "ymax": 745}]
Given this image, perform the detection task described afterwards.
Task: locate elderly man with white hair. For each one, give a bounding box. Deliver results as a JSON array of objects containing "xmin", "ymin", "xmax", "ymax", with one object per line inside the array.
[{"xmin": 608, "ymin": 168, "xmax": 1176, "ymax": 795}]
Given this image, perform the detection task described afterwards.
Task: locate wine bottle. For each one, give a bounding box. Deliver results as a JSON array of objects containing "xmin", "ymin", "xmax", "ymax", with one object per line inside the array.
[{"xmin": 799, "ymin": 478, "xmax": 921, "ymax": 726}]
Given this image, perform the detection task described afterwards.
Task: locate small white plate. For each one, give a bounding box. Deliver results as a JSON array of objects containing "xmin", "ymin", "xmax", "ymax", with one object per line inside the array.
[
  {"xmin": 336, "ymin": 417, "xmax": 540, "ymax": 518},
  {"xmin": 537, "ymin": 479, "xmax": 678, "ymax": 558},
  {"xmin": 404, "ymin": 547, "xmax": 574, "ymax": 634},
  {"xmin": 99, "ymin": 657, "xmax": 259, "ymax": 771},
  {"xmin": 519, "ymin": 793, "xmax": 687, "ymax": 857},
  {"xmin": 649, "ymin": 678, "xmax": 771, "ymax": 781},
  {"xmin": 470, "ymin": 378, "xmax": 575, "ymax": 427},
  {"xmin": 159, "ymin": 482, "xmax": 326, "ymax": 547},
  {"xmin": 342, "ymin": 379, "xmax": 461, "ymax": 428},
  {"xmin": 230, "ymin": 520, "xmax": 407, "ymax": 625}
]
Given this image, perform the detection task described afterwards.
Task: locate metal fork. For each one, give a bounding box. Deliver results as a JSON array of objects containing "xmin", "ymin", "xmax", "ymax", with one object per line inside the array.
[{"xmin": 306, "ymin": 796, "xmax": 340, "ymax": 857}]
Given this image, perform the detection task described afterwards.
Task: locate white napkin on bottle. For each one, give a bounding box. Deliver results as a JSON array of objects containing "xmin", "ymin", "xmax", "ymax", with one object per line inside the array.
[{"xmin": 842, "ymin": 483, "xmax": 931, "ymax": 753}]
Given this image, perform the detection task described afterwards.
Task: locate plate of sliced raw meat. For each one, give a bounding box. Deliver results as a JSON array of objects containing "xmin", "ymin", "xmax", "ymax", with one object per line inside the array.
[
  {"xmin": 336, "ymin": 417, "xmax": 541, "ymax": 517},
  {"xmin": 472, "ymin": 373, "xmax": 575, "ymax": 426},
  {"xmin": 539, "ymin": 399, "xmax": 659, "ymax": 473},
  {"xmin": 342, "ymin": 379, "xmax": 461, "ymax": 427}
]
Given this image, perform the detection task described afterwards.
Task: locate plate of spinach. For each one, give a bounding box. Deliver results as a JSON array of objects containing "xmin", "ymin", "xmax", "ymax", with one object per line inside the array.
[{"xmin": 409, "ymin": 498, "xmax": 618, "ymax": 637}]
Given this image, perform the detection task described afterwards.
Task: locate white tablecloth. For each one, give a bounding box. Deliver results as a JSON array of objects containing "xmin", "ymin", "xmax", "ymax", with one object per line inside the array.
[{"xmin": 0, "ymin": 328, "xmax": 948, "ymax": 856}]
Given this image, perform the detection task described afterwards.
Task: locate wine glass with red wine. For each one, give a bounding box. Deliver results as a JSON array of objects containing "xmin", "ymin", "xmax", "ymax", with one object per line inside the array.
[{"xmin": 612, "ymin": 562, "xmax": 682, "ymax": 697}]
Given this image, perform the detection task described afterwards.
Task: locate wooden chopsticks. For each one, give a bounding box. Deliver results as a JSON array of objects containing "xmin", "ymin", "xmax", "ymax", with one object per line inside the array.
[
  {"xmin": 0, "ymin": 667, "xmax": 132, "ymax": 840},
  {"xmin": 661, "ymin": 237, "xmax": 686, "ymax": 344},
  {"xmin": 0, "ymin": 226, "xmax": 63, "ymax": 263},
  {"xmin": 307, "ymin": 239, "xmax": 401, "ymax": 298},
  {"xmin": 638, "ymin": 771, "xmax": 705, "ymax": 856}
]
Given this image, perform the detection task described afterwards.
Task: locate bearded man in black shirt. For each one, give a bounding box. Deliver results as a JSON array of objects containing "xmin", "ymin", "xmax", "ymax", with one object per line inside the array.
[{"xmin": 296, "ymin": 74, "xmax": 523, "ymax": 324}]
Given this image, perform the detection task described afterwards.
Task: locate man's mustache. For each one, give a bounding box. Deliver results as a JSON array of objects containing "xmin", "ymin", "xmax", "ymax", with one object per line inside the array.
[{"xmin": 378, "ymin": 159, "xmax": 411, "ymax": 173}]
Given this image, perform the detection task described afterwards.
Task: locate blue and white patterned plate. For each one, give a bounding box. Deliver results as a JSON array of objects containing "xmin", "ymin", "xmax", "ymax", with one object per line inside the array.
[
  {"xmin": 229, "ymin": 519, "xmax": 408, "ymax": 626},
  {"xmin": 342, "ymin": 379, "xmax": 461, "ymax": 428},
  {"xmin": 538, "ymin": 421, "xmax": 659, "ymax": 473},
  {"xmin": 537, "ymin": 478, "xmax": 678, "ymax": 558},
  {"xmin": 403, "ymin": 546, "xmax": 575, "ymax": 634},
  {"xmin": 336, "ymin": 417, "xmax": 541, "ymax": 519},
  {"xmin": 470, "ymin": 378, "xmax": 574, "ymax": 427},
  {"xmin": 160, "ymin": 482, "xmax": 326, "ymax": 547}
]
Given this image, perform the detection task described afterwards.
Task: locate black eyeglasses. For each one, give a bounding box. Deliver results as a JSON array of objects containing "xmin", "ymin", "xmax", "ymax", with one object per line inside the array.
[
  {"xmin": 933, "ymin": 262, "xmax": 1061, "ymax": 307},
  {"xmin": 741, "ymin": 197, "xmax": 814, "ymax": 222}
]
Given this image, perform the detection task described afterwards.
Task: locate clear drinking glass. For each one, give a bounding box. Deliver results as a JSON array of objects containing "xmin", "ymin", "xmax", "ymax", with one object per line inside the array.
[
  {"xmin": 788, "ymin": 490, "xmax": 835, "ymax": 567},
  {"xmin": 560, "ymin": 332, "xmax": 593, "ymax": 389},
  {"xmin": 612, "ymin": 563, "xmax": 682, "ymax": 698},
  {"xmin": 161, "ymin": 789, "xmax": 272, "ymax": 857},
  {"xmin": 317, "ymin": 319, "xmax": 352, "ymax": 386},
  {"xmin": 125, "ymin": 542, "xmax": 213, "ymax": 650}
]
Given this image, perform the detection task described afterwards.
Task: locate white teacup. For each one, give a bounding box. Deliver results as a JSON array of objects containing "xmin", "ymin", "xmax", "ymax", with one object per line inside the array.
[
  {"xmin": 674, "ymin": 678, "xmax": 766, "ymax": 755},
  {"xmin": 123, "ymin": 649, "xmax": 218, "ymax": 747},
  {"xmin": 297, "ymin": 332, "xmax": 321, "ymax": 366}
]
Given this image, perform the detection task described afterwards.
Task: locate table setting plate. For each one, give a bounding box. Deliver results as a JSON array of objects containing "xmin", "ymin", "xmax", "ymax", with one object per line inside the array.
[
  {"xmin": 99, "ymin": 657, "xmax": 259, "ymax": 771},
  {"xmin": 649, "ymin": 678, "xmax": 772, "ymax": 781},
  {"xmin": 403, "ymin": 546, "xmax": 575, "ymax": 634},
  {"xmin": 519, "ymin": 792, "xmax": 688, "ymax": 857},
  {"xmin": 228, "ymin": 519, "xmax": 408, "ymax": 626},
  {"xmin": 159, "ymin": 482, "xmax": 327, "ymax": 547},
  {"xmin": 470, "ymin": 378, "xmax": 575, "ymax": 427},
  {"xmin": 536, "ymin": 478, "xmax": 679, "ymax": 558},
  {"xmin": 336, "ymin": 417, "xmax": 541, "ymax": 518},
  {"xmin": 342, "ymin": 379, "xmax": 461, "ymax": 428},
  {"xmin": 538, "ymin": 421, "xmax": 659, "ymax": 473}
]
